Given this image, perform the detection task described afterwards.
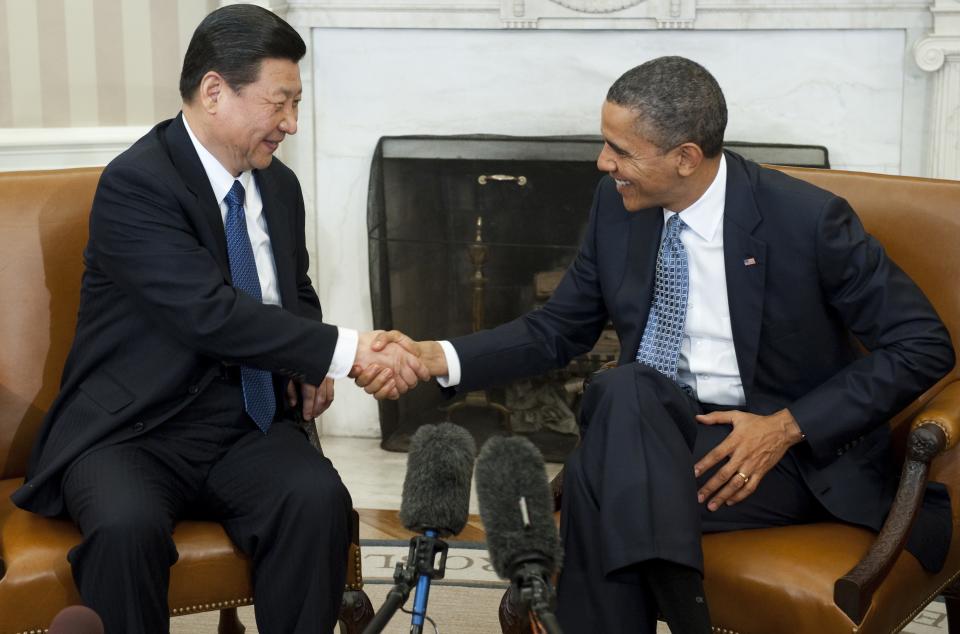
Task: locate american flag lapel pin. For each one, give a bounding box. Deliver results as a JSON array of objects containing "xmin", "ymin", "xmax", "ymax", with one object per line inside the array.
[{"xmin": 743, "ymin": 257, "xmax": 757, "ymax": 266}]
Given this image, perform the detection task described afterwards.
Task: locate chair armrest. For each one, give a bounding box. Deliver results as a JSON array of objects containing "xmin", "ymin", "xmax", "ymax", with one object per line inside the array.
[
  {"xmin": 910, "ymin": 379, "xmax": 960, "ymax": 451},
  {"xmin": 833, "ymin": 379, "xmax": 960, "ymax": 624}
]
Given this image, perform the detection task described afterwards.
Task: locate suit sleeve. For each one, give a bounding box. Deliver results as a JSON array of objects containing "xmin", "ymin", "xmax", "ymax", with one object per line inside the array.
[
  {"xmin": 89, "ymin": 162, "xmax": 338, "ymax": 385},
  {"xmin": 787, "ymin": 196, "xmax": 954, "ymax": 464},
  {"xmin": 450, "ymin": 182, "xmax": 610, "ymax": 392}
]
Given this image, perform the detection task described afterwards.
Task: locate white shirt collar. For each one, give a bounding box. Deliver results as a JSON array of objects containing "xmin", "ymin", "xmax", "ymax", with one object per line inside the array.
[
  {"xmin": 664, "ymin": 153, "xmax": 727, "ymax": 242},
  {"xmin": 181, "ymin": 112, "xmax": 254, "ymax": 204}
]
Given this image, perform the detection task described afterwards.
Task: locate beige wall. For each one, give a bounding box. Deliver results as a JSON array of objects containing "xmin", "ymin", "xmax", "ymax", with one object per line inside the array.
[{"xmin": 0, "ymin": 0, "xmax": 220, "ymax": 128}]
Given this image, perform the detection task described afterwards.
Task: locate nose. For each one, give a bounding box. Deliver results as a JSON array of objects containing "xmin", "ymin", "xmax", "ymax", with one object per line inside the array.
[
  {"xmin": 279, "ymin": 106, "xmax": 298, "ymax": 136},
  {"xmin": 597, "ymin": 144, "xmax": 616, "ymax": 173}
]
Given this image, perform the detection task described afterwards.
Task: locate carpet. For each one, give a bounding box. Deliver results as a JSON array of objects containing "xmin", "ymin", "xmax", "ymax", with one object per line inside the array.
[{"xmin": 169, "ymin": 539, "xmax": 948, "ymax": 633}]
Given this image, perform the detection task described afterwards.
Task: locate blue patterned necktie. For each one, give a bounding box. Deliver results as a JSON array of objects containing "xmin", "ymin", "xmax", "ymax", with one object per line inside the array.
[
  {"xmin": 636, "ymin": 213, "xmax": 689, "ymax": 383},
  {"xmin": 224, "ymin": 180, "xmax": 276, "ymax": 433}
]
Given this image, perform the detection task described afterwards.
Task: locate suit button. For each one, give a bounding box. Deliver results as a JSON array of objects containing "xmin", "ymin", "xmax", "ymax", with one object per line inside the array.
[
  {"xmin": 133, "ymin": 421, "xmax": 145, "ymax": 433},
  {"xmin": 188, "ymin": 384, "xmax": 200, "ymax": 394}
]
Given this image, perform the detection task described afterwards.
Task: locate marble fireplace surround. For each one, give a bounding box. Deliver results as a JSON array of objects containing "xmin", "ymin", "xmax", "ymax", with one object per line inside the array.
[{"xmin": 254, "ymin": 0, "xmax": 960, "ymax": 437}]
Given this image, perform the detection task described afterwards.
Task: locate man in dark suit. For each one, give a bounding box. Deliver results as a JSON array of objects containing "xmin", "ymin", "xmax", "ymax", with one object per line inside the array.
[
  {"xmin": 11, "ymin": 5, "xmax": 425, "ymax": 633},
  {"xmin": 358, "ymin": 56, "xmax": 955, "ymax": 632}
]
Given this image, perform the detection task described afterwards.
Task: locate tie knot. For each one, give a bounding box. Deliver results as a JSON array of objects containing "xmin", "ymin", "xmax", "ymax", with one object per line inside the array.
[
  {"xmin": 226, "ymin": 180, "xmax": 245, "ymax": 209},
  {"xmin": 665, "ymin": 213, "xmax": 685, "ymax": 238}
]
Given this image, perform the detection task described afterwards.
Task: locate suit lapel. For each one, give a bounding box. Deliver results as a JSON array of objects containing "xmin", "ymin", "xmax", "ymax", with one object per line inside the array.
[
  {"xmin": 722, "ymin": 153, "xmax": 767, "ymax": 396},
  {"xmin": 164, "ymin": 114, "xmax": 231, "ymax": 281},
  {"xmin": 255, "ymin": 168, "xmax": 296, "ymax": 308},
  {"xmin": 616, "ymin": 208, "xmax": 663, "ymax": 366}
]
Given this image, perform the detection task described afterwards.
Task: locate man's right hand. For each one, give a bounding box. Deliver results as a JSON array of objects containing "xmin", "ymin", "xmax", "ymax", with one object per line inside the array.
[
  {"xmin": 349, "ymin": 330, "xmax": 432, "ymax": 400},
  {"xmin": 352, "ymin": 332, "xmax": 448, "ymax": 397}
]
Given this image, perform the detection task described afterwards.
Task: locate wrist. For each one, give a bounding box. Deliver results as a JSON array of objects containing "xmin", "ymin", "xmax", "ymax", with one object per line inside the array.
[
  {"xmin": 777, "ymin": 409, "xmax": 805, "ymax": 445},
  {"xmin": 421, "ymin": 341, "xmax": 448, "ymax": 376}
]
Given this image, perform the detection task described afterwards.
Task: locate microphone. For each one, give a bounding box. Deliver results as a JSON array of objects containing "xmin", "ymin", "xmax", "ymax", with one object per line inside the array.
[
  {"xmin": 475, "ymin": 436, "xmax": 563, "ymax": 634},
  {"xmin": 48, "ymin": 605, "xmax": 105, "ymax": 634},
  {"xmin": 363, "ymin": 422, "xmax": 476, "ymax": 634}
]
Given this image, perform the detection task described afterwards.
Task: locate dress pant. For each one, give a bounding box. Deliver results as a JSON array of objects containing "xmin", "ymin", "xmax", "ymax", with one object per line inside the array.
[
  {"xmin": 555, "ymin": 364, "xmax": 828, "ymax": 634},
  {"xmin": 61, "ymin": 376, "xmax": 352, "ymax": 634}
]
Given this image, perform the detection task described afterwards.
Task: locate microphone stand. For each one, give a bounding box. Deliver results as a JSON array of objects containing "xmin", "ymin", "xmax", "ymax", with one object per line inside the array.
[
  {"xmin": 362, "ymin": 532, "xmax": 449, "ymax": 634},
  {"xmin": 512, "ymin": 560, "xmax": 563, "ymax": 634}
]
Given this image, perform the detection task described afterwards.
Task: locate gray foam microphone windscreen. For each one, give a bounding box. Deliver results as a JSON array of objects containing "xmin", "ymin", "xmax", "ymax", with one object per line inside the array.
[
  {"xmin": 399, "ymin": 422, "xmax": 477, "ymax": 537},
  {"xmin": 475, "ymin": 435, "xmax": 562, "ymax": 579}
]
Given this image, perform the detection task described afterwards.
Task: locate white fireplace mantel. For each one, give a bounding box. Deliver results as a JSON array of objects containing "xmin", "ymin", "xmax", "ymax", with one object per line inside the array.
[
  {"xmin": 279, "ymin": 0, "xmax": 936, "ymax": 31},
  {"xmin": 247, "ymin": 0, "xmax": 960, "ymax": 437}
]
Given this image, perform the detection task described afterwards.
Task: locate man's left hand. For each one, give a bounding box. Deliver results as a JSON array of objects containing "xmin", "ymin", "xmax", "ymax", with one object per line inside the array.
[
  {"xmin": 693, "ymin": 408, "xmax": 804, "ymax": 511},
  {"xmin": 286, "ymin": 377, "xmax": 335, "ymax": 421}
]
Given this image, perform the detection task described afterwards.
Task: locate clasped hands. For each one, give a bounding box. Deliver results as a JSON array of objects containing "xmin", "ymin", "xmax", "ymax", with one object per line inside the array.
[
  {"xmin": 348, "ymin": 330, "xmax": 446, "ymax": 400},
  {"xmin": 286, "ymin": 331, "xmax": 441, "ymax": 421}
]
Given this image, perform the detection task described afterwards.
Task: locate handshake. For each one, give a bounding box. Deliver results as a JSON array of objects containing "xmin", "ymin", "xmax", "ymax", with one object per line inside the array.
[{"xmin": 349, "ymin": 330, "xmax": 448, "ymax": 400}]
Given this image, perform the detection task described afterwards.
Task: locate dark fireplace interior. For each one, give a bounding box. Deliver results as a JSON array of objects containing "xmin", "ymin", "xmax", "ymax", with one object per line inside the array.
[{"xmin": 367, "ymin": 135, "xmax": 828, "ymax": 461}]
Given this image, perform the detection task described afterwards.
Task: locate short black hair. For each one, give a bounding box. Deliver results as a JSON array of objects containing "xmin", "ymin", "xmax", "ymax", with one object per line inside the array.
[
  {"xmin": 606, "ymin": 56, "xmax": 727, "ymax": 158},
  {"xmin": 179, "ymin": 4, "xmax": 306, "ymax": 102}
]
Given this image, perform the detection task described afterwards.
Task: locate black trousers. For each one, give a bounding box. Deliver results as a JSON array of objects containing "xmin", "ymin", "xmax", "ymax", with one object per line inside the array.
[
  {"xmin": 555, "ymin": 364, "xmax": 828, "ymax": 633},
  {"xmin": 61, "ymin": 377, "xmax": 352, "ymax": 634}
]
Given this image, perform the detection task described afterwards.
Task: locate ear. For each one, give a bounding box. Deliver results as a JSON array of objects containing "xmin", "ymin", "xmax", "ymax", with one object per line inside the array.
[
  {"xmin": 198, "ymin": 71, "xmax": 226, "ymax": 114},
  {"xmin": 676, "ymin": 143, "xmax": 705, "ymax": 177}
]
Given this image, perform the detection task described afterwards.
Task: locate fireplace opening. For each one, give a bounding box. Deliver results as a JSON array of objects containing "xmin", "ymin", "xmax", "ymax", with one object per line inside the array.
[{"xmin": 367, "ymin": 135, "xmax": 828, "ymax": 460}]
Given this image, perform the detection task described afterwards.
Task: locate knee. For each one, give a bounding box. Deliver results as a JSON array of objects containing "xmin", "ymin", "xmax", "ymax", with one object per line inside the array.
[
  {"xmin": 585, "ymin": 363, "xmax": 635, "ymax": 398},
  {"xmin": 282, "ymin": 462, "xmax": 351, "ymax": 534}
]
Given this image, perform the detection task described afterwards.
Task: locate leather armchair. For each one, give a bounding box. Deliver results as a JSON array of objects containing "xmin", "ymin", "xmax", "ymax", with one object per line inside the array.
[
  {"xmin": 0, "ymin": 168, "xmax": 374, "ymax": 634},
  {"xmin": 499, "ymin": 166, "xmax": 960, "ymax": 633}
]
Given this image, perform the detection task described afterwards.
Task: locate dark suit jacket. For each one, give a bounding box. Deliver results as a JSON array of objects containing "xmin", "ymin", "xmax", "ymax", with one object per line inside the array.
[
  {"xmin": 13, "ymin": 114, "xmax": 338, "ymax": 517},
  {"xmin": 449, "ymin": 151, "xmax": 955, "ymax": 568}
]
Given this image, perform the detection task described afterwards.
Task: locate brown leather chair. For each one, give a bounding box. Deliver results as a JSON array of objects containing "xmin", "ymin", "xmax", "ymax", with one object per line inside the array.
[
  {"xmin": 0, "ymin": 167, "xmax": 374, "ymax": 634},
  {"xmin": 499, "ymin": 167, "xmax": 960, "ymax": 633}
]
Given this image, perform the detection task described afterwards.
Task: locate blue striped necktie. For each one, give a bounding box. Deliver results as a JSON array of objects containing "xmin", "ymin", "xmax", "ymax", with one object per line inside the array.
[
  {"xmin": 636, "ymin": 213, "xmax": 689, "ymax": 384},
  {"xmin": 224, "ymin": 180, "xmax": 276, "ymax": 433}
]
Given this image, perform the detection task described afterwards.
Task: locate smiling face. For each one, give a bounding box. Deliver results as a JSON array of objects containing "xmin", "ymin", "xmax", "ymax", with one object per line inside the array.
[
  {"xmin": 206, "ymin": 57, "xmax": 302, "ymax": 176},
  {"xmin": 596, "ymin": 100, "xmax": 689, "ymax": 212}
]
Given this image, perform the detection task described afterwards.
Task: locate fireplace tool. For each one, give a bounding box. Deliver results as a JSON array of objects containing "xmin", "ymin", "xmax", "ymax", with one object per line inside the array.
[{"xmin": 442, "ymin": 214, "xmax": 513, "ymax": 432}]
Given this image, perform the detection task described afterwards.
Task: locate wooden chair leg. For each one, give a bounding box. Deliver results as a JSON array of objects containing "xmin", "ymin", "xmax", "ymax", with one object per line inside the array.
[
  {"xmin": 943, "ymin": 578, "xmax": 960, "ymax": 634},
  {"xmin": 339, "ymin": 589, "xmax": 375, "ymax": 634},
  {"xmin": 499, "ymin": 585, "xmax": 532, "ymax": 634},
  {"xmin": 217, "ymin": 607, "xmax": 245, "ymax": 634}
]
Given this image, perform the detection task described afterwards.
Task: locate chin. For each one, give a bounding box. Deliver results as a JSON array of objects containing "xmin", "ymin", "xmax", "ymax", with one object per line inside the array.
[
  {"xmin": 252, "ymin": 155, "xmax": 274, "ymax": 171},
  {"xmin": 620, "ymin": 196, "xmax": 646, "ymax": 212}
]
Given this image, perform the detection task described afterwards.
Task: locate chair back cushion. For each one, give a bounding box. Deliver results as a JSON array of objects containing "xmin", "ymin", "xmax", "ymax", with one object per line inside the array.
[
  {"xmin": 776, "ymin": 167, "xmax": 960, "ymax": 424},
  {"xmin": 0, "ymin": 168, "xmax": 101, "ymax": 479}
]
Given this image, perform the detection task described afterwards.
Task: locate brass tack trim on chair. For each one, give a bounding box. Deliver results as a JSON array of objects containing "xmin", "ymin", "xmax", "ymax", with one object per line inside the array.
[
  {"xmin": 169, "ymin": 597, "xmax": 254, "ymax": 616},
  {"xmin": 711, "ymin": 627, "xmax": 742, "ymax": 634},
  {"xmin": 889, "ymin": 568, "xmax": 960, "ymax": 634},
  {"xmin": 342, "ymin": 543, "xmax": 365, "ymax": 591},
  {"xmin": 918, "ymin": 418, "xmax": 952, "ymax": 448}
]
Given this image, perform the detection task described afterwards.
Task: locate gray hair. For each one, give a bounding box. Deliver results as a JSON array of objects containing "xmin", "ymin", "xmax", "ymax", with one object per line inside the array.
[{"xmin": 606, "ymin": 56, "xmax": 727, "ymax": 157}]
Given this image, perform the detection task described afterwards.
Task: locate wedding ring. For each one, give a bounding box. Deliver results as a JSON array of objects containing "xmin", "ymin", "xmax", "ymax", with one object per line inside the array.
[{"xmin": 735, "ymin": 471, "xmax": 750, "ymax": 485}]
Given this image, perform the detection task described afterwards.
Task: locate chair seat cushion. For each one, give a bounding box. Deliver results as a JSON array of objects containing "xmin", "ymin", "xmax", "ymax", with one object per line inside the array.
[
  {"xmin": 703, "ymin": 523, "xmax": 957, "ymax": 633},
  {"xmin": 0, "ymin": 477, "xmax": 252, "ymax": 633}
]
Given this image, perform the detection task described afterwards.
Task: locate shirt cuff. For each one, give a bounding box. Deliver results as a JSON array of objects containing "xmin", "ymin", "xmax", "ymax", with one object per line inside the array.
[
  {"xmin": 327, "ymin": 327, "xmax": 359, "ymax": 379},
  {"xmin": 435, "ymin": 340, "xmax": 462, "ymax": 388}
]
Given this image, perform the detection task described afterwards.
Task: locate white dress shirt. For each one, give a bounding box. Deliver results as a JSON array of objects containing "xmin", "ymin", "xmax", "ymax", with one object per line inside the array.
[
  {"xmin": 666, "ymin": 155, "xmax": 745, "ymax": 406},
  {"xmin": 439, "ymin": 154, "xmax": 745, "ymax": 406},
  {"xmin": 182, "ymin": 114, "xmax": 356, "ymax": 379}
]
